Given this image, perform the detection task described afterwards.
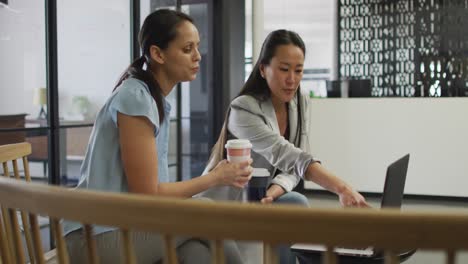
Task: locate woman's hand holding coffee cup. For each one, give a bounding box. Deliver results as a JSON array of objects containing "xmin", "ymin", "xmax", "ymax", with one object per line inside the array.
[
  {"xmin": 209, "ymin": 139, "xmax": 254, "ymax": 188},
  {"xmin": 211, "ymin": 159, "xmax": 253, "ymax": 188}
]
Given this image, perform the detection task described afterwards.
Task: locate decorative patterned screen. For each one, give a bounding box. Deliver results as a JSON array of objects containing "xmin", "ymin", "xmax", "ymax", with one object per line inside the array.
[{"xmin": 338, "ymin": 0, "xmax": 468, "ymax": 97}]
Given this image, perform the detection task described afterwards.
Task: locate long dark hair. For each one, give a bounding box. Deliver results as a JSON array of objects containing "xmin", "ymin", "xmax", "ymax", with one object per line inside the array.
[
  {"xmin": 207, "ymin": 29, "xmax": 306, "ymax": 169},
  {"xmin": 114, "ymin": 9, "xmax": 194, "ymax": 123}
]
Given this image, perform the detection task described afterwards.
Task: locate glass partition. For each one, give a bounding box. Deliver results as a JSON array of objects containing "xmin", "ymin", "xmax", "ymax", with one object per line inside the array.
[
  {"xmin": 55, "ymin": 0, "xmax": 130, "ymax": 184},
  {"xmin": 0, "ymin": 0, "xmax": 49, "ymax": 180}
]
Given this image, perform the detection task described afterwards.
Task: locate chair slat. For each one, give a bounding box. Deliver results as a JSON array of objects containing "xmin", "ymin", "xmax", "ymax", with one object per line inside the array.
[
  {"xmin": 22, "ymin": 157, "xmax": 32, "ymax": 182},
  {"xmin": 163, "ymin": 234, "xmax": 178, "ymax": 264},
  {"xmin": 0, "ymin": 207, "xmax": 13, "ymax": 260},
  {"xmin": 12, "ymin": 160, "xmax": 20, "ymax": 180},
  {"xmin": 210, "ymin": 240, "xmax": 224, "ymax": 264},
  {"xmin": 51, "ymin": 218, "xmax": 69, "ymax": 264},
  {"xmin": 322, "ymin": 246, "xmax": 337, "ymax": 264},
  {"xmin": 8, "ymin": 208, "xmax": 26, "ymax": 263},
  {"xmin": 84, "ymin": 224, "xmax": 99, "ymax": 264},
  {"xmin": 1, "ymin": 162, "xmax": 9, "ymax": 179},
  {"xmin": 384, "ymin": 250, "xmax": 398, "ymax": 264},
  {"xmin": 263, "ymin": 243, "xmax": 278, "ymax": 264},
  {"xmin": 19, "ymin": 210, "xmax": 35, "ymax": 264},
  {"xmin": 0, "ymin": 208, "xmax": 13, "ymax": 254},
  {"xmin": 120, "ymin": 229, "xmax": 136, "ymax": 264},
  {"xmin": 446, "ymin": 250, "xmax": 456, "ymax": 264},
  {"xmin": 0, "ymin": 211, "xmax": 12, "ymax": 264},
  {"xmin": 29, "ymin": 214, "xmax": 45, "ymax": 264}
]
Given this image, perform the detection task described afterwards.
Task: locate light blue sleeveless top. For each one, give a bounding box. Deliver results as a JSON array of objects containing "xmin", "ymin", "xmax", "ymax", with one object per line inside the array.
[{"xmin": 63, "ymin": 77, "xmax": 171, "ymax": 236}]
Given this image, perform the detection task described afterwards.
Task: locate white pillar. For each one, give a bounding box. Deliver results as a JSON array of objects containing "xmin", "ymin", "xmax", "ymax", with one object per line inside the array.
[
  {"xmin": 331, "ymin": 0, "xmax": 339, "ymax": 80},
  {"xmin": 252, "ymin": 0, "xmax": 264, "ymax": 66}
]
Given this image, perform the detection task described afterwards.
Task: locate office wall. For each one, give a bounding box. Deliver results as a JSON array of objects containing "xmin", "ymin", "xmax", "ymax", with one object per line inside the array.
[{"xmin": 305, "ymin": 98, "xmax": 468, "ymax": 198}]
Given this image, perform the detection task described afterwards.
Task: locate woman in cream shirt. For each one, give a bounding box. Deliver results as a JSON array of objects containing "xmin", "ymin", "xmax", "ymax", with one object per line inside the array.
[{"xmin": 200, "ymin": 29, "xmax": 369, "ymax": 264}]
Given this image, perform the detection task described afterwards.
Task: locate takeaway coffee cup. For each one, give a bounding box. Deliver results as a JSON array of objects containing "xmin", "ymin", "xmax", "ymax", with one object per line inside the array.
[
  {"xmin": 247, "ymin": 168, "xmax": 270, "ymax": 202},
  {"xmin": 225, "ymin": 139, "xmax": 252, "ymax": 163}
]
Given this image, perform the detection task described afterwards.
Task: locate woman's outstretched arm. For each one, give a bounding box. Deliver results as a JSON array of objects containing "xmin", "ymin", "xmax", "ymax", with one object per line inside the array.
[
  {"xmin": 305, "ymin": 162, "xmax": 369, "ymax": 207},
  {"xmin": 118, "ymin": 112, "xmax": 252, "ymax": 198}
]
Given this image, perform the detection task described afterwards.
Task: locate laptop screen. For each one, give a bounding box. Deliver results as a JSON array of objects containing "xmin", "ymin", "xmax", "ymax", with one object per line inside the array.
[{"xmin": 380, "ymin": 154, "xmax": 410, "ymax": 208}]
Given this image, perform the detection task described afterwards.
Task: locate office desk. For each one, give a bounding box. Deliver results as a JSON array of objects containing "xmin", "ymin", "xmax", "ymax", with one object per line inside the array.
[
  {"xmin": 25, "ymin": 119, "xmax": 73, "ymax": 181},
  {"xmin": 0, "ymin": 114, "xmax": 27, "ymax": 145},
  {"xmin": 1, "ymin": 115, "xmax": 90, "ymax": 182},
  {"xmin": 0, "ymin": 115, "xmax": 52, "ymax": 178}
]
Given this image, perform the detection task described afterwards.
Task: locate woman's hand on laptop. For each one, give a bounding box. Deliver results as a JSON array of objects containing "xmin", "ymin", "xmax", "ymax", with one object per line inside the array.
[{"xmin": 338, "ymin": 185, "xmax": 370, "ymax": 208}]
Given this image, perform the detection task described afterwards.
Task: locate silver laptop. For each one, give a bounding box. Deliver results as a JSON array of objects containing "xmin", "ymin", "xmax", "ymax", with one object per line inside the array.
[{"xmin": 291, "ymin": 154, "xmax": 410, "ymax": 257}]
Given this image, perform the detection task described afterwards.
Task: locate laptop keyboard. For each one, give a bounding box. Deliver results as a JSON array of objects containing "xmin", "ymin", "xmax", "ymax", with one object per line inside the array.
[
  {"xmin": 337, "ymin": 246, "xmax": 370, "ymax": 251},
  {"xmin": 291, "ymin": 243, "xmax": 374, "ymax": 256},
  {"xmin": 334, "ymin": 246, "xmax": 374, "ymax": 256}
]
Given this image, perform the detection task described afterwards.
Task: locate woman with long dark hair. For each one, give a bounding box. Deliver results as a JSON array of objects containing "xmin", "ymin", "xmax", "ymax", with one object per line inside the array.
[
  {"xmin": 63, "ymin": 9, "xmax": 249, "ymax": 263},
  {"xmin": 201, "ymin": 29, "xmax": 368, "ymax": 263}
]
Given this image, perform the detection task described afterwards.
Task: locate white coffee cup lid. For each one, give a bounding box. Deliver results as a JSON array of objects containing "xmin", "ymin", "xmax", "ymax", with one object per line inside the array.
[
  {"xmin": 252, "ymin": 168, "xmax": 270, "ymax": 177},
  {"xmin": 225, "ymin": 139, "xmax": 252, "ymax": 149}
]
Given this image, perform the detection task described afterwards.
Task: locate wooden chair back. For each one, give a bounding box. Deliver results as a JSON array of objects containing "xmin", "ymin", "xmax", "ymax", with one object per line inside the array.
[
  {"xmin": 0, "ymin": 142, "xmax": 59, "ymax": 264},
  {"xmin": 1, "ymin": 142, "xmax": 468, "ymax": 264}
]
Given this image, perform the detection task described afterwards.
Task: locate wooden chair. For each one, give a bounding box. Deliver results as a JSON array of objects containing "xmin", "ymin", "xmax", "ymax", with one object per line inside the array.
[
  {"xmin": 0, "ymin": 142, "xmax": 57, "ymax": 264},
  {"xmin": 1, "ymin": 142, "xmax": 468, "ymax": 264}
]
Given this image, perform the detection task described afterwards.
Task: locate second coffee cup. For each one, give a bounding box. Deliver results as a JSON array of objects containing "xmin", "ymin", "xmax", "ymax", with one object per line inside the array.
[
  {"xmin": 225, "ymin": 139, "xmax": 252, "ymax": 163},
  {"xmin": 247, "ymin": 168, "xmax": 270, "ymax": 202}
]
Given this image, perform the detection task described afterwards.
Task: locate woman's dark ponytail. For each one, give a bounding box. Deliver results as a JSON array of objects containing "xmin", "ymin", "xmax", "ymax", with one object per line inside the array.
[
  {"xmin": 114, "ymin": 56, "xmax": 165, "ymax": 123},
  {"xmin": 113, "ymin": 9, "xmax": 194, "ymax": 124},
  {"xmin": 115, "ymin": 57, "xmax": 146, "ymax": 88}
]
